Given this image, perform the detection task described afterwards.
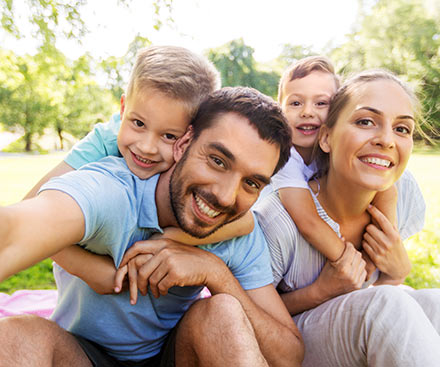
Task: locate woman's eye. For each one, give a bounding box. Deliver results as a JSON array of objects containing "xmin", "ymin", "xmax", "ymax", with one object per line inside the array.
[
  {"xmin": 163, "ymin": 133, "xmax": 178, "ymax": 141},
  {"xmin": 134, "ymin": 120, "xmax": 144, "ymax": 127},
  {"xmin": 356, "ymin": 119, "xmax": 373, "ymax": 127},
  {"xmin": 395, "ymin": 126, "xmax": 411, "ymax": 135}
]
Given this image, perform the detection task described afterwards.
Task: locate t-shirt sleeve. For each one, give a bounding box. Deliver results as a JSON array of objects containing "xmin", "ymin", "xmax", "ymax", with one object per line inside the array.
[
  {"xmin": 64, "ymin": 113, "xmax": 122, "ymax": 169},
  {"xmin": 396, "ymin": 169, "xmax": 426, "ymax": 240},
  {"xmin": 38, "ymin": 164, "xmax": 137, "ymax": 257},
  {"xmin": 271, "ymin": 147, "xmax": 309, "ymax": 190},
  {"xmin": 207, "ymin": 214, "xmax": 273, "ymax": 291}
]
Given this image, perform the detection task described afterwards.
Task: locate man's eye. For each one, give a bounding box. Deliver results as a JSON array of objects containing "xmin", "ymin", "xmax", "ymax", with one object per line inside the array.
[
  {"xmin": 163, "ymin": 133, "xmax": 178, "ymax": 141},
  {"xmin": 211, "ymin": 156, "xmax": 225, "ymax": 168},
  {"xmin": 134, "ymin": 120, "xmax": 144, "ymax": 127},
  {"xmin": 245, "ymin": 179, "xmax": 259, "ymax": 189}
]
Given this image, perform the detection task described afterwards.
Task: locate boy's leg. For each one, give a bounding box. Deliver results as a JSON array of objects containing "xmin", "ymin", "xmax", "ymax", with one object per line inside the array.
[
  {"xmin": 0, "ymin": 314, "xmax": 92, "ymax": 367},
  {"xmin": 174, "ymin": 293, "xmax": 268, "ymax": 367}
]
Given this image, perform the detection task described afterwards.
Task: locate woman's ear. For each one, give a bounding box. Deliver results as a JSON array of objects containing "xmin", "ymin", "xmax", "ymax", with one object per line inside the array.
[
  {"xmin": 174, "ymin": 125, "xmax": 194, "ymax": 162},
  {"xmin": 319, "ymin": 126, "xmax": 331, "ymax": 153}
]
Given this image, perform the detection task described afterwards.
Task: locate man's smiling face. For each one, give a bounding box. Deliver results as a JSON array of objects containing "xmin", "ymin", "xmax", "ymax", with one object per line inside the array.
[{"xmin": 169, "ymin": 112, "xmax": 280, "ymax": 238}]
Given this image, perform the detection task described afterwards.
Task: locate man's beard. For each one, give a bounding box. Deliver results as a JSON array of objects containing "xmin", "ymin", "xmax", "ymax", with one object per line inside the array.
[{"xmin": 169, "ymin": 147, "xmax": 243, "ymax": 239}]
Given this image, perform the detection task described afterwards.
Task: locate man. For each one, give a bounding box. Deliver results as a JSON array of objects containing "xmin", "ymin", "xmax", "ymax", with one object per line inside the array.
[{"xmin": 0, "ymin": 87, "xmax": 303, "ymax": 366}]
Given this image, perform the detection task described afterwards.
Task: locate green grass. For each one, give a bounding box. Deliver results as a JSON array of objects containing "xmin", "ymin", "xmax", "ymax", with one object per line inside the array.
[{"xmin": 0, "ymin": 149, "xmax": 439, "ymax": 293}]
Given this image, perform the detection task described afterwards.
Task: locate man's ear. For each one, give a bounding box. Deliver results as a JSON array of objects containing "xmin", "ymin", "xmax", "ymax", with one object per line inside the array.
[
  {"xmin": 120, "ymin": 94, "xmax": 126, "ymax": 118},
  {"xmin": 319, "ymin": 126, "xmax": 331, "ymax": 153},
  {"xmin": 174, "ymin": 125, "xmax": 194, "ymax": 162}
]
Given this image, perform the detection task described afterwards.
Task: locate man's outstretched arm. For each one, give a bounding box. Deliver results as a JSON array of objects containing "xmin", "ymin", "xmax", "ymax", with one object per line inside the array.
[{"xmin": 0, "ymin": 190, "xmax": 85, "ymax": 282}]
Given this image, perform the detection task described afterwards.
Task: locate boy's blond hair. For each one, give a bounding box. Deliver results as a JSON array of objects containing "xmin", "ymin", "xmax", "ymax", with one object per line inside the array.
[
  {"xmin": 278, "ymin": 56, "xmax": 339, "ymax": 104},
  {"xmin": 126, "ymin": 45, "xmax": 220, "ymax": 117}
]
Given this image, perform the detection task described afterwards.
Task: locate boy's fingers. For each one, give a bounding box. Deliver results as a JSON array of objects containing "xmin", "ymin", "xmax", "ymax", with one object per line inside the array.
[
  {"xmin": 114, "ymin": 265, "xmax": 128, "ymax": 293},
  {"xmin": 128, "ymin": 260, "xmax": 138, "ymax": 305}
]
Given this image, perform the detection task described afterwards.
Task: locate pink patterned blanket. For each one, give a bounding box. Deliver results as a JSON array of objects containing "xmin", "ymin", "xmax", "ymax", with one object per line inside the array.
[{"xmin": 0, "ymin": 290, "xmax": 58, "ymax": 319}]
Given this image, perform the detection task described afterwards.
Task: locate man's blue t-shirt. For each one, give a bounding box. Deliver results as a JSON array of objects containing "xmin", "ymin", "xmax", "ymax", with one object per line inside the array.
[{"xmin": 40, "ymin": 156, "xmax": 273, "ymax": 361}]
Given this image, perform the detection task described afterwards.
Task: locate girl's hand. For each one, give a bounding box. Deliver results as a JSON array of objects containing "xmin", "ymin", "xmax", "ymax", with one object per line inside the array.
[{"xmin": 363, "ymin": 205, "xmax": 411, "ymax": 282}]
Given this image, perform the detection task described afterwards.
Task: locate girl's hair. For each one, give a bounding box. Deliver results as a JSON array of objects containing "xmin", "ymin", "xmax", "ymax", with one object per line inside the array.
[
  {"xmin": 314, "ymin": 69, "xmax": 425, "ymax": 177},
  {"xmin": 277, "ymin": 56, "xmax": 340, "ymax": 103}
]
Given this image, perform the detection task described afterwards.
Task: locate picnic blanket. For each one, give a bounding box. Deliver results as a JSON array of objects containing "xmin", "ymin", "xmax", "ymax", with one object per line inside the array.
[
  {"xmin": 0, "ymin": 287, "xmax": 211, "ymax": 319},
  {"xmin": 0, "ymin": 290, "xmax": 58, "ymax": 319}
]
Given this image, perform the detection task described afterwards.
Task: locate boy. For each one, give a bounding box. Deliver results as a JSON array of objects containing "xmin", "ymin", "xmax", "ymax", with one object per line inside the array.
[{"xmin": 23, "ymin": 45, "xmax": 227, "ymax": 294}]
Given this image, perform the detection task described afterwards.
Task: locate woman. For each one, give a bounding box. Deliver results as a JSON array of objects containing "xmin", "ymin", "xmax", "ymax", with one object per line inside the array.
[{"xmin": 255, "ymin": 70, "xmax": 440, "ymax": 366}]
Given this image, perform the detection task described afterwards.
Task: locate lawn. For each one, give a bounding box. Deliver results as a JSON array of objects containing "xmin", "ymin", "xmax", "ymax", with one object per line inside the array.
[{"xmin": 0, "ymin": 149, "xmax": 439, "ymax": 292}]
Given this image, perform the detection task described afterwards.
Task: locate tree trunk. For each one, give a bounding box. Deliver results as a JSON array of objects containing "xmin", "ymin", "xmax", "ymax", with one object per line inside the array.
[{"xmin": 57, "ymin": 127, "xmax": 64, "ymax": 150}]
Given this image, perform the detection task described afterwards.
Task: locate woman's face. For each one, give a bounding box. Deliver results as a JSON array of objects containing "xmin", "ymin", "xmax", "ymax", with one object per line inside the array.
[{"xmin": 320, "ymin": 79, "xmax": 415, "ymax": 192}]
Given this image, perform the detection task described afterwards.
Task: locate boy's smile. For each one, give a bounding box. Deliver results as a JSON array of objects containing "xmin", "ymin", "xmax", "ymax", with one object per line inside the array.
[{"xmin": 117, "ymin": 88, "xmax": 190, "ymax": 179}]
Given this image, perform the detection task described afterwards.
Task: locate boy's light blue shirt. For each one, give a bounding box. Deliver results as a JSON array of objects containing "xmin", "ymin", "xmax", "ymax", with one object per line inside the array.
[
  {"xmin": 64, "ymin": 113, "xmax": 122, "ymax": 169},
  {"xmin": 40, "ymin": 156, "xmax": 273, "ymax": 361}
]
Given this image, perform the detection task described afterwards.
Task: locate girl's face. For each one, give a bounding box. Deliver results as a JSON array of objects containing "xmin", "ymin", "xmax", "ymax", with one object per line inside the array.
[{"xmin": 320, "ymin": 79, "xmax": 415, "ymax": 192}]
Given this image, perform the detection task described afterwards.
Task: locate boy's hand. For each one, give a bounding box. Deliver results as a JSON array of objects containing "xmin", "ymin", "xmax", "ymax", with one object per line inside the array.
[{"xmin": 363, "ymin": 205, "xmax": 411, "ymax": 282}]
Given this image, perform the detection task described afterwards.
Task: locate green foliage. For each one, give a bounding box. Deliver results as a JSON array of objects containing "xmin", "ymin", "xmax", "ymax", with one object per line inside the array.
[
  {"xmin": 329, "ymin": 0, "xmax": 440, "ymax": 138},
  {"xmin": 207, "ymin": 38, "xmax": 280, "ymax": 98},
  {"xmin": 0, "ymin": 259, "xmax": 55, "ymax": 293}
]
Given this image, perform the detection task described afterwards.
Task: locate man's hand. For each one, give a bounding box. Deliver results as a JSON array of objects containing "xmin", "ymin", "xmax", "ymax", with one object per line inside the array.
[
  {"xmin": 316, "ymin": 242, "xmax": 367, "ymax": 301},
  {"xmin": 363, "ymin": 205, "xmax": 411, "ymax": 282},
  {"xmin": 115, "ymin": 238, "xmax": 226, "ymax": 303}
]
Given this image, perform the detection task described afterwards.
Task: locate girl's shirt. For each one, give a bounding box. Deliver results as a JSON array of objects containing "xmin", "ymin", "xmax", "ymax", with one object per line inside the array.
[{"xmin": 271, "ymin": 146, "xmax": 318, "ymax": 191}]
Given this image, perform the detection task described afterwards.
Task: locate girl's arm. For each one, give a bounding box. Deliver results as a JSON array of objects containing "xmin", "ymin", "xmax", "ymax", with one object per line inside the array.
[
  {"xmin": 280, "ymin": 242, "xmax": 367, "ymax": 315},
  {"xmin": 279, "ymin": 187, "xmax": 345, "ymax": 262},
  {"xmin": 160, "ymin": 210, "xmax": 254, "ymax": 245}
]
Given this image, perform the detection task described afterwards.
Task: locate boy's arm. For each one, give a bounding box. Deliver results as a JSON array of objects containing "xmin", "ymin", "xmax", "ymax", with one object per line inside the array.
[
  {"xmin": 279, "ymin": 187, "xmax": 345, "ymax": 262},
  {"xmin": 160, "ymin": 211, "xmax": 254, "ymax": 245},
  {"xmin": 22, "ymin": 161, "xmax": 74, "ymax": 200},
  {"xmin": 51, "ymin": 246, "xmax": 121, "ymax": 294},
  {"xmin": 0, "ymin": 190, "xmax": 85, "ymax": 282}
]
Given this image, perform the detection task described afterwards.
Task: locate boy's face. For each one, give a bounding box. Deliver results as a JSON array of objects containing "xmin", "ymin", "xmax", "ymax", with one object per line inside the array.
[
  {"xmin": 117, "ymin": 88, "xmax": 190, "ymax": 179},
  {"xmin": 280, "ymin": 71, "xmax": 337, "ymax": 161}
]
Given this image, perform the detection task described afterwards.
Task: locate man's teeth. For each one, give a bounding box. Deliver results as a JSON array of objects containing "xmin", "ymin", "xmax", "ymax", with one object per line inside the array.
[
  {"xmin": 195, "ymin": 195, "xmax": 221, "ymax": 218},
  {"xmin": 362, "ymin": 157, "xmax": 391, "ymax": 167},
  {"xmin": 136, "ymin": 155, "xmax": 154, "ymax": 164}
]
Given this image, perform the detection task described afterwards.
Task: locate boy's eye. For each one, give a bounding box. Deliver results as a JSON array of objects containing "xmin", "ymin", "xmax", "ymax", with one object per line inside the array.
[
  {"xmin": 134, "ymin": 120, "xmax": 144, "ymax": 127},
  {"xmin": 163, "ymin": 133, "xmax": 178, "ymax": 141},
  {"xmin": 290, "ymin": 101, "xmax": 301, "ymax": 107},
  {"xmin": 316, "ymin": 101, "xmax": 329, "ymax": 107}
]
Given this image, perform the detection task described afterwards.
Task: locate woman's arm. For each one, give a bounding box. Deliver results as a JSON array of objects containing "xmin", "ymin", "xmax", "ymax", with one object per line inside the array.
[{"xmin": 281, "ymin": 242, "xmax": 367, "ymax": 315}]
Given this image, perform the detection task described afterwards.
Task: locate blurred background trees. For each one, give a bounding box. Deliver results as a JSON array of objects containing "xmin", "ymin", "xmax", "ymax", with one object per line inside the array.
[{"xmin": 0, "ymin": 0, "xmax": 439, "ymax": 151}]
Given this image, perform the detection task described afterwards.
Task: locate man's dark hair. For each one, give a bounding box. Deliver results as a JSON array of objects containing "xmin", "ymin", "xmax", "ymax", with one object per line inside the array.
[{"xmin": 190, "ymin": 87, "xmax": 292, "ymax": 175}]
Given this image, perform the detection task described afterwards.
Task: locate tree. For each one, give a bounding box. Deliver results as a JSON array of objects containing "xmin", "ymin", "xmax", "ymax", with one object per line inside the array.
[
  {"xmin": 330, "ymin": 0, "xmax": 440, "ymax": 137},
  {"xmin": 207, "ymin": 38, "xmax": 280, "ymax": 98}
]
